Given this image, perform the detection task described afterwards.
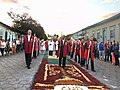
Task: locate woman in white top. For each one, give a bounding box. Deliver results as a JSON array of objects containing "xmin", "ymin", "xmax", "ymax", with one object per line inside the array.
[
  {"xmin": 40, "ymin": 39, "xmax": 46, "ymax": 51},
  {"xmin": 0, "ymin": 39, "xmax": 6, "ymax": 56},
  {"xmin": 48, "ymin": 39, "xmax": 54, "ymax": 56}
]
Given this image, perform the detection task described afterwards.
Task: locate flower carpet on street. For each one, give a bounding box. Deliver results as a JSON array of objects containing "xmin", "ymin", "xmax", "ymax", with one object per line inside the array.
[{"xmin": 32, "ymin": 52, "xmax": 109, "ymax": 90}]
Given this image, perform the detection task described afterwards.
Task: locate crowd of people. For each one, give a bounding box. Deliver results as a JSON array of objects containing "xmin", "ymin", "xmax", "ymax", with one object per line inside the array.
[
  {"xmin": 0, "ymin": 38, "xmax": 23, "ymax": 56},
  {"xmin": 23, "ymin": 30, "xmax": 120, "ymax": 70},
  {"xmin": 94, "ymin": 40, "xmax": 120, "ymax": 66},
  {"xmin": 57, "ymin": 36, "xmax": 120, "ymax": 72},
  {"xmin": 1, "ymin": 30, "xmax": 119, "ymax": 70}
]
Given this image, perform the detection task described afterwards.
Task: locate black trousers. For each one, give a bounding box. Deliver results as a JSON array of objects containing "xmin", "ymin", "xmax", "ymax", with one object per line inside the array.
[
  {"xmin": 75, "ymin": 54, "xmax": 80, "ymax": 63},
  {"xmin": 91, "ymin": 59, "xmax": 94, "ymax": 71},
  {"xmin": 25, "ymin": 53, "xmax": 31, "ymax": 67},
  {"xmin": 114, "ymin": 55, "xmax": 119, "ymax": 66},
  {"xmin": 49, "ymin": 51, "xmax": 53, "ymax": 56},
  {"xmin": 33, "ymin": 50, "xmax": 36, "ymax": 58},
  {"xmin": 56, "ymin": 50, "xmax": 58, "ymax": 55},
  {"xmin": 81, "ymin": 58, "xmax": 85, "ymax": 66},
  {"xmin": 1, "ymin": 48, "xmax": 4, "ymax": 56},
  {"xmin": 108, "ymin": 52, "xmax": 112, "ymax": 63},
  {"xmin": 70, "ymin": 50, "xmax": 74, "ymax": 58},
  {"xmin": 59, "ymin": 57, "xmax": 66, "ymax": 68}
]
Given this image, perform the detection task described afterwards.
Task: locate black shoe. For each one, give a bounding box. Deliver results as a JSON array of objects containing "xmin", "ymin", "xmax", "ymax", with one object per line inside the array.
[
  {"xmin": 92, "ymin": 70, "xmax": 96, "ymax": 72},
  {"xmin": 59, "ymin": 64, "xmax": 61, "ymax": 67},
  {"xmin": 27, "ymin": 66, "xmax": 31, "ymax": 69},
  {"xmin": 86, "ymin": 64, "xmax": 88, "ymax": 69},
  {"xmin": 62, "ymin": 66, "xmax": 65, "ymax": 69}
]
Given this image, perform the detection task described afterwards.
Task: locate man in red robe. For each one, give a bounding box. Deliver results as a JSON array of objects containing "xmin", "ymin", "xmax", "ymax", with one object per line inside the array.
[
  {"xmin": 58, "ymin": 35, "xmax": 68, "ymax": 68},
  {"xmin": 75, "ymin": 39, "xmax": 80, "ymax": 63},
  {"xmin": 23, "ymin": 30, "xmax": 34, "ymax": 69},
  {"xmin": 80, "ymin": 38, "xmax": 85, "ymax": 66},
  {"xmin": 70, "ymin": 40, "xmax": 75, "ymax": 59},
  {"xmin": 84, "ymin": 36, "xmax": 95, "ymax": 72}
]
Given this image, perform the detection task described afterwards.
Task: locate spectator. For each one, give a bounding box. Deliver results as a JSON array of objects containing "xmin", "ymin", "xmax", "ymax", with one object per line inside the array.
[
  {"xmin": 94, "ymin": 41, "xmax": 99, "ymax": 59},
  {"xmin": 48, "ymin": 39, "xmax": 54, "ymax": 56},
  {"xmin": 40, "ymin": 39, "xmax": 46, "ymax": 53},
  {"xmin": 0, "ymin": 39, "xmax": 6, "ymax": 56},
  {"xmin": 104, "ymin": 41, "xmax": 109, "ymax": 61},
  {"xmin": 6, "ymin": 40, "xmax": 11, "ymax": 55},
  {"xmin": 113, "ymin": 41, "xmax": 119, "ymax": 66},
  {"xmin": 12, "ymin": 39, "xmax": 16, "ymax": 54},
  {"xmin": 99, "ymin": 42, "xmax": 104, "ymax": 61},
  {"xmin": 16, "ymin": 38, "xmax": 20, "ymax": 53},
  {"xmin": 109, "ymin": 42, "xmax": 114, "ymax": 63}
]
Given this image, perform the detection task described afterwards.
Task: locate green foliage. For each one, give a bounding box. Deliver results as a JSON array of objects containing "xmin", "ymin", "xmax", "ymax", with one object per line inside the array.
[{"xmin": 7, "ymin": 12, "xmax": 47, "ymax": 39}]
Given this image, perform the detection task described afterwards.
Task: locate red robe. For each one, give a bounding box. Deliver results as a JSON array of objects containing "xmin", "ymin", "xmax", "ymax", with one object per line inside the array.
[
  {"xmin": 45, "ymin": 41, "xmax": 48, "ymax": 51},
  {"xmin": 57, "ymin": 39, "xmax": 67, "ymax": 57},
  {"xmin": 75, "ymin": 42, "xmax": 80, "ymax": 56},
  {"xmin": 84, "ymin": 41, "xmax": 95, "ymax": 60},
  {"xmin": 67, "ymin": 41, "xmax": 71, "ymax": 54},
  {"xmin": 24, "ymin": 35, "xmax": 34, "ymax": 54},
  {"xmin": 69, "ymin": 40, "xmax": 72, "ymax": 53},
  {"xmin": 80, "ymin": 42, "xmax": 85, "ymax": 58},
  {"xmin": 34, "ymin": 40, "xmax": 39, "ymax": 51}
]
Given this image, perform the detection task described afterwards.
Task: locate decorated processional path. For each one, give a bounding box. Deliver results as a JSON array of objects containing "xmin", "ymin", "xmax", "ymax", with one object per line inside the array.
[{"xmin": 31, "ymin": 51, "xmax": 109, "ymax": 90}]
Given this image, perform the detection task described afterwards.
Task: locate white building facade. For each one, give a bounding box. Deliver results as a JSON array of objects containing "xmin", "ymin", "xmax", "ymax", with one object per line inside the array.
[
  {"xmin": 72, "ymin": 13, "xmax": 120, "ymax": 43},
  {"xmin": 0, "ymin": 22, "xmax": 18, "ymax": 47}
]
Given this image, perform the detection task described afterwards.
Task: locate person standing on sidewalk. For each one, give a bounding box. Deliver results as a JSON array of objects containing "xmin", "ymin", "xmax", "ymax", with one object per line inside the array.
[
  {"xmin": 12, "ymin": 39, "xmax": 16, "ymax": 55},
  {"xmin": 0, "ymin": 39, "xmax": 6, "ymax": 56},
  {"xmin": 104, "ymin": 41, "xmax": 109, "ymax": 61},
  {"xmin": 98, "ymin": 42, "xmax": 104, "ymax": 61},
  {"xmin": 23, "ymin": 30, "xmax": 34, "ymax": 69},
  {"xmin": 113, "ymin": 41, "xmax": 119, "ymax": 66}
]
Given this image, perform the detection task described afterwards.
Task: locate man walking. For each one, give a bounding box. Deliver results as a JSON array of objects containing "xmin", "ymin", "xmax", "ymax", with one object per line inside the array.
[
  {"xmin": 23, "ymin": 30, "xmax": 34, "ymax": 69},
  {"xmin": 58, "ymin": 35, "xmax": 68, "ymax": 68}
]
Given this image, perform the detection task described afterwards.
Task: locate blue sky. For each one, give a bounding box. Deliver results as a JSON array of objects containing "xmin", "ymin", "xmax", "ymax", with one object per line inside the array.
[{"xmin": 0, "ymin": 0, "xmax": 120, "ymax": 36}]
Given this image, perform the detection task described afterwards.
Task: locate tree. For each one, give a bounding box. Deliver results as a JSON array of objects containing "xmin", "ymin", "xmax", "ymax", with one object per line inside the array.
[{"xmin": 7, "ymin": 11, "xmax": 47, "ymax": 39}]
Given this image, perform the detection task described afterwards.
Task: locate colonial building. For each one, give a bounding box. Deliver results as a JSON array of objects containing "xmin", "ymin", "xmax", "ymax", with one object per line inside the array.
[
  {"xmin": 0, "ymin": 22, "xmax": 18, "ymax": 47},
  {"xmin": 72, "ymin": 13, "xmax": 120, "ymax": 42}
]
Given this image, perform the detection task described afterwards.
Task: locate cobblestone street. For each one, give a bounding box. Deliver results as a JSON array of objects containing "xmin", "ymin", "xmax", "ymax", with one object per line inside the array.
[
  {"xmin": 0, "ymin": 53, "xmax": 120, "ymax": 90},
  {"xmin": 0, "ymin": 52, "xmax": 43, "ymax": 90},
  {"xmin": 80, "ymin": 59, "xmax": 120, "ymax": 90}
]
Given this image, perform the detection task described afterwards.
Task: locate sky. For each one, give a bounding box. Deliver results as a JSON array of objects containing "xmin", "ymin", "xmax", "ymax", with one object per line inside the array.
[{"xmin": 0, "ymin": 0, "xmax": 120, "ymax": 36}]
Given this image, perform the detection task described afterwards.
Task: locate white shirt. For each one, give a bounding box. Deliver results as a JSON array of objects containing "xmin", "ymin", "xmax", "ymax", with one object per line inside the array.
[
  {"xmin": 48, "ymin": 41, "xmax": 54, "ymax": 51},
  {"xmin": 1, "ymin": 41, "xmax": 6, "ymax": 48},
  {"xmin": 90, "ymin": 41, "xmax": 92, "ymax": 46},
  {"xmin": 62, "ymin": 40, "xmax": 65, "ymax": 44},
  {"xmin": 16, "ymin": 40, "xmax": 20, "ymax": 45},
  {"xmin": 40, "ymin": 41, "xmax": 46, "ymax": 50},
  {"xmin": 55, "ymin": 41, "xmax": 58, "ymax": 50},
  {"xmin": 27, "ymin": 35, "xmax": 31, "ymax": 42}
]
